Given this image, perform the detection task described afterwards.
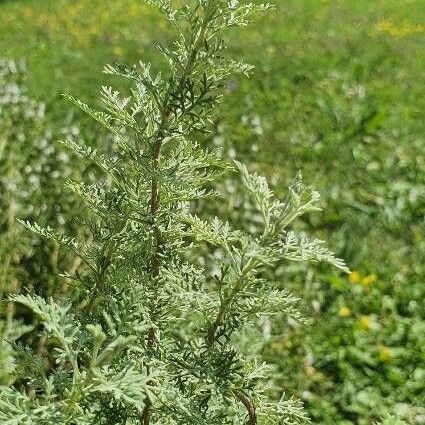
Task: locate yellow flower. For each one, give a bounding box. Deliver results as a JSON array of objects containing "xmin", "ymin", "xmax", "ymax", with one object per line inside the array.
[
  {"xmin": 359, "ymin": 315, "xmax": 371, "ymax": 330},
  {"xmin": 362, "ymin": 274, "xmax": 377, "ymax": 286},
  {"xmin": 348, "ymin": 271, "xmax": 360, "ymax": 284},
  {"xmin": 375, "ymin": 19, "xmax": 425, "ymax": 38},
  {"xmin": 378, "ymin": 346, "xmax": 391, "ymax": 362},
  {"xmin": 339, "ymin": 307, "xmax": 351, "ymax": 318}
]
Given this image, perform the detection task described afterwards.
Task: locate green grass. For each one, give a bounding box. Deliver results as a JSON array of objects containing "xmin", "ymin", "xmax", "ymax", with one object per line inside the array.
[{"xmin": 1, "ymin": 0, "xmax": 424, "ymax": 423}]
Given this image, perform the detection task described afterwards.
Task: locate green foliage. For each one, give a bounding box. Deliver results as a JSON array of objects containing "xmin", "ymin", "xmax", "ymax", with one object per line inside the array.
[
  {"xmin": 0, "ymin": 1, "xmax": 348, "ymax": 423},
  {"xmin": 234, "ymin": 58, "xmax": 424, "ymax": 424},
  {"xmin": 376, "ymin": 415, "xmax": 410, "ymax": 425},
  {"xmin": 1, "ymin": 0, "xmax": 423, "ymax": 424},
  {"xmin": 205, "ymin": 4, "xmax": 424, "ymax": 422}
]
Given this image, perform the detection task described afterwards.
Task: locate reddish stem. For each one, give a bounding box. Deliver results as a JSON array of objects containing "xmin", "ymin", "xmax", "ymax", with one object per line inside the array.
[{"xmin": 234, "ymin": 390, "xmax": 257, "ymax": 425}]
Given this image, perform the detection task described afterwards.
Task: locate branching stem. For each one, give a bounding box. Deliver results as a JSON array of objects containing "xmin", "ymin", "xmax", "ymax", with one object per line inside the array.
[{"xmin": 141, "ymin": 6, "xmax": 212, "ymax": 424}]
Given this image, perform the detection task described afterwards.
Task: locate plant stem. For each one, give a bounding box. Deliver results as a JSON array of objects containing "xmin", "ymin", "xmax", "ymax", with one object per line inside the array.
[
  {"xmin": 141, "ymin": 8, "xmax": 212, "ymax": 423},
  {"xmin": 234, "ymin": 390, "xmax": 257, "ymax": 425},
  {"xmin": 207, "ymin": 257, "xmax": 256, "ymax": 344}
]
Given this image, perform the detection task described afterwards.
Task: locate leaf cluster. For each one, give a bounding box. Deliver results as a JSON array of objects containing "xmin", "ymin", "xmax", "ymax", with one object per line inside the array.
[{"xmin": 0, "ymin": 1, "xmax": 347, "ymax": 424}]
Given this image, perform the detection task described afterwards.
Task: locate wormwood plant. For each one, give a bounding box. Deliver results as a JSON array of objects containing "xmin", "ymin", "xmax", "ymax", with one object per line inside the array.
[{"xmin": 0, "ymin": 1, "xmax": 348, "ymax": 423}]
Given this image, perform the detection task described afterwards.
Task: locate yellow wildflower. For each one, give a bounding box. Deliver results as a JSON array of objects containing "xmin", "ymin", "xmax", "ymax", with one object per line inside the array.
[
  {"xmin": 339, "ymin": 307, "xmax": 351, "ymax": 318},
  {"xmin": 378, "ymin": 346, "xmax": 391, "ymax": 362},
  {"xmin": 359, "ymin": 315, "xmax": 371, "ymax": 330},
  {"xmin": 375, "ymin": 19, "xmax": 425, "ymax": 38},
  {"xmin": 362, "ymin": 274, "xmax": 377, "ymax": 286},
  {"xmin": 348, "ymin": 271, "xmax": 360, "ymax": 284}
]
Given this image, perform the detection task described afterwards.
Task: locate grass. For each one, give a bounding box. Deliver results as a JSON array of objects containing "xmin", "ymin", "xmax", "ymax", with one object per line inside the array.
[{"xmin": 1, "ymin": 0, "xmax": 424, "ymax": 423}]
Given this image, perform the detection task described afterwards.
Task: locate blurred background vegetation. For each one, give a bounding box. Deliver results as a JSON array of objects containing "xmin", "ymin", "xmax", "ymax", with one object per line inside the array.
[{"xmin": 1, "ymin": 0, "xmax": 424, "ymax": 423}]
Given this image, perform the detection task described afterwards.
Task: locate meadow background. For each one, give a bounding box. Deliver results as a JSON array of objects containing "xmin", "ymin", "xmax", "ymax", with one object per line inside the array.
[{"xmin": 1, "ymin": 0, "xmax": 424, "ymax": 423}]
